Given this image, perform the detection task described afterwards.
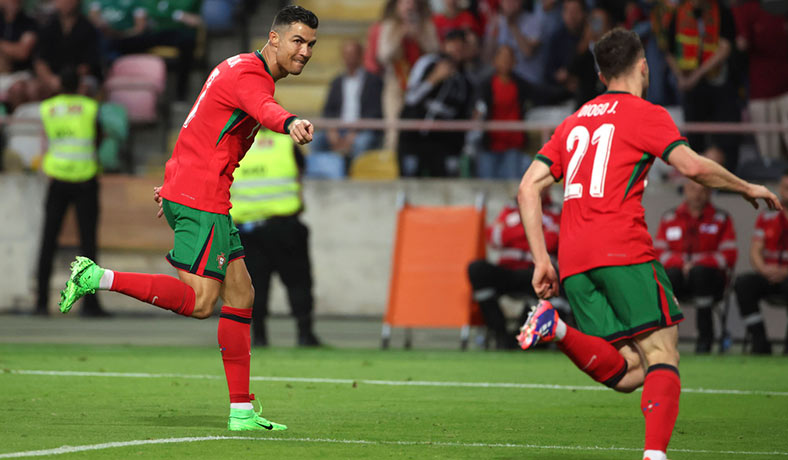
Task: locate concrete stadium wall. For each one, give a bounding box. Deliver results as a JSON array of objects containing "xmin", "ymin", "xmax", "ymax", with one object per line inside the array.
[{"xmin": 1, "ymin": 174, "xmax": 785, "ymax": 342}]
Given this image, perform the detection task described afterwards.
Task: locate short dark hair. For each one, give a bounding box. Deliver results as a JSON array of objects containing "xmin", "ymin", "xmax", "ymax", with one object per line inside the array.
[
  {"xmin": 593, "ymin": 27, "xmax": 644, "ymax": 81},
  {"xmin": 272, "ymin": 5, "xmax": 318, "ymax": 31},
  {"xmin": 444, "ymin": 28, "xmax": 466, "ymax": 42},
  {"xmin": 59, "ymin": 67, "xmax": 80, "ymax": 93}
]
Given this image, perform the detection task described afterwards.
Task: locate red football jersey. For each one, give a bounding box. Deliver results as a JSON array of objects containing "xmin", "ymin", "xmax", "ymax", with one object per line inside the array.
[
  {"xmin": 536, "ymin": 91, "xmax": 687, "ymax": 279},
  {"xmin": 654, "ymin": 202, "xmax": 738, "ymax": 271},
  {"xmin": 752, "ymin": 210, "xmax": 788, "ymax": 266},
  {"xmin": 160, "ymin": 51, "xmax": 296, "ymax": 214},
  {"xmin": 486, "ymin": 202, "xmax": 560, "ymax": 270}
]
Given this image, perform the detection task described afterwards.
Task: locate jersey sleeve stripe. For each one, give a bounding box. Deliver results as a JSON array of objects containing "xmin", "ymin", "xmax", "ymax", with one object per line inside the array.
[
  {"xmin": 661, "ymin": 139, "xmax": 689, "ymax": 162},
  {"xmin": 283, "ymin": 115, "xmax": 297, "ymax": 134},
  {"xmin": 535, "ymin": 154, "xmax": 561, "ymax": 181}
]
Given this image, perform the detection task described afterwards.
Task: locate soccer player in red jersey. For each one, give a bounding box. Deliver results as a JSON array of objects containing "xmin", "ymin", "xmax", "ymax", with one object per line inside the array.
[
  {"xmin": 516, "ymin": 28, "xmax": 780, "ymax": 460},
  {"xmin": 57, "ymin": 5, "xmax": 319, "ymax": 432}
]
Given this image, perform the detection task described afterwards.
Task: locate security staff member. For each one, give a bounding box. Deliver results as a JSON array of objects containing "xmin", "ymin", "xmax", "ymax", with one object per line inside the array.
[
  {"xmin": 35, "ymin": 68, "xmax": 107, "ymax": 316},
  {"xmin": 230, "ymin": 128, "xmax": 320, "ymax": 347}
]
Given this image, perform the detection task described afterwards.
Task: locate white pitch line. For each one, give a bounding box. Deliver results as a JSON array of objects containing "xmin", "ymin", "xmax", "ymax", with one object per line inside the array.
[
  {"xmin": 7, "ymin": 369, "xmax": 788, "ymax": 397},
  {"xmin": 0, "ymin": 436, "xmax": 787, "ymax": 458}
]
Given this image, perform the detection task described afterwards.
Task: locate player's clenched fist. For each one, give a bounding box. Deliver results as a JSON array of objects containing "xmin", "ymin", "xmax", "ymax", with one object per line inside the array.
[{"xmin": 289, "ymin": 119, "xmax": 314, "ymax": 145}]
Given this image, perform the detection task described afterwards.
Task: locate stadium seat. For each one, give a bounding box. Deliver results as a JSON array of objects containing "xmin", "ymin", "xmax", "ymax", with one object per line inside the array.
[
  {"xmin": 201, "ymin": 0, "xmax": 241, "ymax": 33},
  {"xmin": 305, "ymin": 152, "xmax": 346, "ymax": 179},
  {"xmin": 104, "ymin": 55, "xmax": 166, "ymax": 124},
  {"xmin": 98, "ymin": 103, "xmax": 129, "ymax": 171},
  {"xmin": 349, "ymin": 149, "xmax": 399, "ymax": 180},
  {"xmin": 3, "ymin": 101, "xmax": 44, "ymax": 170}
]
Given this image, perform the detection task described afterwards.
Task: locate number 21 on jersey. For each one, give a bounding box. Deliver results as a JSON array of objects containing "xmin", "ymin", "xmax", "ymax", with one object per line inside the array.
[{"xmin": 564, "ymin": 123, "xmax": 615, "ymax": 200}]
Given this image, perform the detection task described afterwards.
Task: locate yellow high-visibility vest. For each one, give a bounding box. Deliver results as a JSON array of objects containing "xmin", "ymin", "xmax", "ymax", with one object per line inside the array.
[
  {"xmin": 40, "ymin": 94, "xmax": 99, "ymax": 182},
  {"xmin": 230, "ymin": 129, "xmax": 301, "ymax": 223}
]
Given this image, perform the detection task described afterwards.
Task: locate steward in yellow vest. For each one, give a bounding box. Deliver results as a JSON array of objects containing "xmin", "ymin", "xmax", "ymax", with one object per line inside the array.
[
  {"xmin": 229, "ymin": 129, "xmax": 320, "ymax": 347},
  {"xmin": 35, "ymin": 68, "xmax": 107, "ymax": 317}
]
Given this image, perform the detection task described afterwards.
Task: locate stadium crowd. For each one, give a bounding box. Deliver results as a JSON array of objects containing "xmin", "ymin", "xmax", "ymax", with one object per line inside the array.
[{"xmin": 309, "ymin": 0, "xmax": 788, "ymax": 179}]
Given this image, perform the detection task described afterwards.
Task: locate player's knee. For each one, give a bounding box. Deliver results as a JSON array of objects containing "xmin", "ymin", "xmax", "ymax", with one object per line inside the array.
[
  {"xmin": 191, "ymin": 293, "xmax": 219, "ymax": 319},
  {"xmin": 645, "ymin": 348, "xmax": 680, "ymax": 368}
]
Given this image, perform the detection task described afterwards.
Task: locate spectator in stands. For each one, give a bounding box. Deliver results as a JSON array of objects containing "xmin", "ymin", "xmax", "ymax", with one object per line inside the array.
[
  {"xmin": 467, "ymin": 191, "xmax": 560, "ymax": 349},
  {"xmin": 543, "ymin": 0, "xmax": 586, "ymax": 100},
  {"xmin": 632, "ymin": 0, "xmax": 678, "ymax": 106},
  {"xmin": 432, "ymin": 0, "xmax": 482, "ymax": 40},
  {"xmin": 35, "ymin": 68, "xmax": 107, "ymax": 317},
  {"xmin": 474, "ymin": 44, "xmax": 533, "ymax": 179},
  {"xmin": 86, "ymin": 0, "xmax": 148, "ymax": 62},
  {"xmin": 34, "ymin": 0, "xmax": 102, "ymax": 98},
  {"xmin": 376, "ymin": 0, "xmax": 439, "ymax": 150},
  {"xmin": 654, "ymin": 178, "xmax": 737, "ymax": 353},
  {"xmin": 483, "ymin": 0, "xmax": 546, "ymax": 87},
  {"xmin": 310, "ymin": 39, "xmax": 383, "ymax": 172},
  {"xmin": 665, "ymin": 0, "xmax": 740, "ymax": 171},
  {"xmin": 568, "ymin": 7, "xmax": 612, "ymax": 106},
  {"xmin": 732, "ymin": 0, "xmax": 788, "ymax": 164},
  {"xmin": 734, "ymin": 170, "xmax": 788, "ymax": 355},
  {"xmin": 398, "ymin": 28, "xmax": 473, "ymax": 177},
  {"xmin": 0, "ymin": 0, "xmax": 37, "ymax": 111}
]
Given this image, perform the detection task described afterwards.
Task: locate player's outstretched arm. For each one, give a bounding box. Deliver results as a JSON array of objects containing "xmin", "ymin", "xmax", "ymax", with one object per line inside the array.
[
  {"xmin": 289, "ymin": 119, "xmax": 314, "ymax": 145},
  {"xmin": 668, "ymin": 144, "xmax": 782, "ymax": 211},
  {"xmin": 518, "ymin": 161, "xmax": 560, "ymax": 299}
]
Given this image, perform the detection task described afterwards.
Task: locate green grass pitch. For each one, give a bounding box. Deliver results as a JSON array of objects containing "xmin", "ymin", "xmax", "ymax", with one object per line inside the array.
[{"xmin": 1, "ymin": 344, "xmax": 787, "ymax": 459}]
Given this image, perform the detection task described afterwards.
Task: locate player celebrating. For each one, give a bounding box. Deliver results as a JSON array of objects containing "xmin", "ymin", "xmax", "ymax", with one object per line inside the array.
[
  {"xmin": 516, "ymin": 28, "xmax": 780, "ymax": 460},
  {"xmin": 57, "ymin": 5, "xmax": 318, "ymax": 432}
]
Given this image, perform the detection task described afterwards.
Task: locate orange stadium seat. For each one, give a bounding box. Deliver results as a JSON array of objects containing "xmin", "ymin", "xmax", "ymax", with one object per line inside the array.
[{"xmin": 104, "ymin": 55, "xmax": 166, "ymax": 124}]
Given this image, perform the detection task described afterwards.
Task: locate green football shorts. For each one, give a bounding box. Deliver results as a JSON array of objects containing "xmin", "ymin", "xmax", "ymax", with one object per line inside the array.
[
  {"xmin": 161, "ymin": 199, "xmax": 244, "ymax": 282},
  {"xmin": 563, "ymin": 260, "xmax": 683, "ymax": 343}
]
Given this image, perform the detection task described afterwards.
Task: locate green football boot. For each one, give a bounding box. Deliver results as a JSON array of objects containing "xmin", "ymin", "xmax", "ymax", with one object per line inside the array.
[
  {"xmin": 59, "ymin": 256, "xmax": 104, "ymax": 314},
  {"xmin": 227, "ymin": 408, "xmax": 288, "ymax": 432}
]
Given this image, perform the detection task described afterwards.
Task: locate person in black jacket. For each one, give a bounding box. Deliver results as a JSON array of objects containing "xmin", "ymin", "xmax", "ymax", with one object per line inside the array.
[
  {"xmin": 398, "ymin": 28, "xmax": 473, "ymax": 177},
  {"xmin": 310, "ymin": 39, "xmax": 383, "ymax": 166}
]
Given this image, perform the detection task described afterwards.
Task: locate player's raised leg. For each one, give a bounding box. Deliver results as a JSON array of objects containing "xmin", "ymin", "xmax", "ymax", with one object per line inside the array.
[{"xmin": 220, "ymin": 258, "xmax": 286, "ymax": 431}]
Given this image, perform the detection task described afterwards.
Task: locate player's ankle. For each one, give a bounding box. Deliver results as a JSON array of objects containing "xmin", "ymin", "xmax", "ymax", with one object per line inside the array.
[{"xmin": 98, "ymin": 269, "xmax": 114, "ymax": 290}]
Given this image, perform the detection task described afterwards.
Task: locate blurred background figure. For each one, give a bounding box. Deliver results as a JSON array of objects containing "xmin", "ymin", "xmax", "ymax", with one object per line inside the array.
[
  {"xmin": 664, "ymin": 0, "xmax": 740, "ymax": 171},
  {"xmin": 375, "ymin": 0, "xmax": 439, "ymax": 150},
  {"xmin": 474, "ymin": 44, "xmax": 533, "ymax": 179},
  {"xmin": 431, "ymin": 0, "xmax": 482, "ymax": 41},
  {"xmin": 542, "ymin": 0, "xmax": 586, "ymax": 102},
  {"xmin": 732, "ymin": 0, "xmax": 788, "ymax": 166},
  {"xmin": 467, "ymin": 190, "xmax": 561, "ymax": 349},
  {"xmin": 86, "ymin": 0, "xmax": 149, "ymax": 63},
  {"xmin": 734, "ymin": 170, "xmax": 788, "ymax": 355},
  {"xmin": 35, "ymin": 68, "xmax": 107, "ymax": 317},
  {"xmin": 0, "ymin": 0, "xmax": 37, "ymax": 112},
  {"xmin": 654, "ymin": 178, "xmax": 737, "ymax": 353},
  {"xmin": 230, "ymin": 129, "xmax": 320, "ymax": 347},
  {"xmin": 310, "ymin": 39, "xmax": 383, "ymax": 178},
  {"xmin": 398, "ymin": 28, "xmax": 472, "ymax": 177},
  {"xmin": 34, "ymin": 0, "xmax": 102, "ymax": 98},
  {"xmin": 567, "ymin": 7, "xmax": 612, "ymax": 107},
  {"xmin": 483, "ymin": 0, "xmax": 547, "ymax": 89}
]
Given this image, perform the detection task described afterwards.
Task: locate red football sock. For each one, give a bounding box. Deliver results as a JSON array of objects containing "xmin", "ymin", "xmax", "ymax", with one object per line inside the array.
[
  {"xmin": 110, "ymin": 272, "xmax": 195, "ymax": 316},
  {"xmin": 218, "ymin": 306, "xmax": 252, "ymax": 404},
  {"xmin": 641, "ymin": 365, "xmax": 681, "ymax": 453},
  {"xmin": 558, "ymin": 326, "xmax": 628, "ymax": 387}
]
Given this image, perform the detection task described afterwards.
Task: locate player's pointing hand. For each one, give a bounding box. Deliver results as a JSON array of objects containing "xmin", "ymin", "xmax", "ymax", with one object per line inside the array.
[
  {"xmin": 743, "ymin": 184, "xmax": 782, "ymax": 211},
  {"xmin": 289, "ymin": 119, "xmax": 314, "ymax": 145}
]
